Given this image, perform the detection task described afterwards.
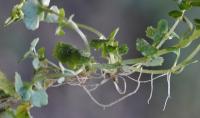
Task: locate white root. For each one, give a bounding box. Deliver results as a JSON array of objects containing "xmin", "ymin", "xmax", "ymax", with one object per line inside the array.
[
  {"xmin": 163, "ymin": 72, "xmax": 171, "ymax": 111},
  {"xmin": 124, "ymin": 73, "xmax": 167, "ymax": 84},
  {"xmin": 147, "ymin": 73, "xmax": 154, "ymax": 104},
  {"xmin": 113, "ymin": 76, "xmax": 127, "ymax": 95},
  {"xmin": 86, "ymin": 79, "xmax": 110, "ymax": 92},
  {"xmin": 54, "ymin": 63, "xmax": 173, "ymax": 110},
  {"xmin": 83, "ymin": 68, "xmax": 143, "ymax": 109}
]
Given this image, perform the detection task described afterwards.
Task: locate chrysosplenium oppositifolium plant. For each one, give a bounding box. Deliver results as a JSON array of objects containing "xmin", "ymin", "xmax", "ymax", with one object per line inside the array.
[{"xmin": 1, "ymin": 0, "xmax": 200, "ymax": 117}]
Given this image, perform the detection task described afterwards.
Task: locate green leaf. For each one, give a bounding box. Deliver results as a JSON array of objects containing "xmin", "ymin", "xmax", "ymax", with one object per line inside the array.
[
  {"xmin": 106, "ymin": 45, "xmax": 117, "ymax": 53},
  {"xmin": 157, "ymin": 19, "xmax": 168, "ymax": 33},
  {"xmin": 90, "ymin": 39, "xmax": 108, "ymax": 49},
  {"xmin": 168, "ymin": 10, "xmax": 183, "ymax": 19},
  {"xmin": 38, "ymin": 47, "xmax": 45, "ymax": 61},
  {"xmin": 53, "ymin": 42, "xmax": 90, "ymax": 69},
  {"xmin": 179, "ymin": 0, "xmax": 192, "ymax": 10},
  {"xmin": 146, "ymin": 26, "xmax": 157, "ymax": 39},
  {"xmin": 90, "ymin": 39, "xmax": 126, "ymax": 59},
  {"xmin": 144, "ymin": 57, "xmax": 164, "ymax": 67},
  {"xmin": 15, "ymin": 103, "xmax": 32, "ymax": 118},
  {"xmin": 118, "ymin": 44, "xmax": 129, "ymax": 55},
  {"xmin": 136, "ymin": 38, "xmax": 157, "ymax": 56},
  {"xmin": 145, "ymin": 19, "xmax": 168, "ymax": 46},
  {"xmin": 0, "ymin": 71, "xmax": 16, "ymax": 97},
  {"xmin": 31, "ymin": 89, "xmax": 48, "ymax": 107},
  {"xmin": 57, "ymin": 8, "xmax": 65, "ymax": 27},
  {"xmin": 58, "ymin": 8, "xmax": 65, "ymax": 18}
]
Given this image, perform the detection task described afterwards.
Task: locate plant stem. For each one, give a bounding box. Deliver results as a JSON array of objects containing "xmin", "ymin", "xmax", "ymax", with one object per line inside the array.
[
  {"xmin": 39, "ymin": 6, "xmax": 105, "ymax": 38},
  {"xmin": 181, "ymin": 44, "xmax": 200, "ymax": 65},
  {"xmin": 46, "ymin": 59, "xmax": 60, "ymax": 70},
  {"xmin": 76, "ymin": 23, "xmax": 105, "ymax": 38},
  {"xmin": 129, "ymin": 43, "xmax": 200, "ymax": 74},
  {"xmin": 156, "ymin": 11, "xmax": 185, "ymax": 49}
]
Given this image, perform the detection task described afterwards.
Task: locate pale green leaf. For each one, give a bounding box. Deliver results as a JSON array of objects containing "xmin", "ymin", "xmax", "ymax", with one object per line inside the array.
[
  {"xmin": 32, "ymin": 58, "xmax": 40, "ymax": 70},
  {"xmin": 31, "ymin": 89, "xmax": 48, "ymax": 107},
  {"xmin": 22, "ymin": 0, "xmax": 41, "ymax": 30},
  {"xmin": 15, "ymin": 72, "xmax": 23, "ymax": 94},
  {"xmin": 15, "ymin": 72, "xmax": 32, "ymax": 101}
]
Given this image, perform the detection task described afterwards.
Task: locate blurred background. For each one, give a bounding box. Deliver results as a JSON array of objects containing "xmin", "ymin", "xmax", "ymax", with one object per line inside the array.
[{"xmin": 0, "ymin": 0, "xmax": 200, "ymax": 118}]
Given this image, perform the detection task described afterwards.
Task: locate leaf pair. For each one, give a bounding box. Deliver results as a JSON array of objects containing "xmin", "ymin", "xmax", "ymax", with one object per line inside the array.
[
  {"xmin": 15, "ymin": 72, "xmax": 48, "ymax": 108},
  {"xmin": 137, "ymin": 19, "xmax": 168, "ymax": 56},
  {"xmin": 90, "ymin": 28, "xmax": 128, "ymax": 63},
  {"xmin": 136, "ymin": 19, "xmax": 169, "ymax": 66},
  {"xmin": 145, "ymin": 19, "xmax": 169, "ymax": 46}
]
